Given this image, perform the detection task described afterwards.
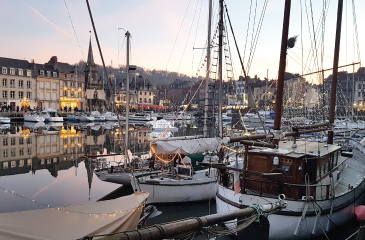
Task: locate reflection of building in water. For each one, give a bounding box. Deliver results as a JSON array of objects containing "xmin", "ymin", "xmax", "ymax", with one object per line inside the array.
[
  {"xmin": 0, "ymin": 125, "xmax": 85, "ymax": 177},
  {"xmin": 84, "ymin": 127, "xmax": 106, "ymax": 156}
]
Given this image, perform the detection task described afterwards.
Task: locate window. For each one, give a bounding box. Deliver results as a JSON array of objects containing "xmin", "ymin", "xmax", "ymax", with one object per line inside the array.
[
  {"xmin": 11, "ymin": 149, "xmax": 16, "ymax": 156},
  {"xmin": 19, "ymin": 80, "xmax": 23, "ymax": 88},
  {"xmin": 71, "ymin": 82, "xmax": 74, "ymax": 87},
  {"xmin": 140, "ymin": 98, "xmax": 142, "ymax": 102},
  {"xmin": 27, "ymin": 70, "xmax": 31, "ymax": 77},
  {"xmin": 145, "ymin": 92, "xmax": 147, "ymax": 95},
  {"xmin": 10, "ymin": 79, "xmax": 15, "ymax": 87},
  {"xmin": 3, "ymin": 149, "xmax": 8, "ymax": 157},
  {"xmin": 149, "ymin": 92, "xmax": 151, "ymax": 96},
  {"xmin": 77, "ymin": 92, "xmax": 81, "ymax": 98},
  {"xmin": 40, "ymin": 70, "xmax": 44, "ymax": 76},
  {"xmin": 11, "ymin": 138, "xmax": 15, "ymax": 145},
  {"xmin": 78, "ymin": 83, "xmax": 82, "ymax": 88},
  {"xmin": 359, "ymin": 92, "xmax": 361, "ymax": 97},
  {"xmin": 10, "ymin": 68, "xmax": 15, "ymax": 75},
  {"xmin": 19, "ymin": 138, "xmax": 24, "ymax": 145},
  {"xmin": 19, "ymin": 148, "xmax": 24, "ymax": 156},
  {"xmin": 26, "ymin": 137, "xmax": 31, "ymax": 144},
  {"xmin": 63, "ymin": 91, "xmax": 67, "ymax": 97},
  {"xmin": 2, "ymin": 67, "xmax": 7, "ymax": 74},
  {"xmin": 53, "ymin": 72, "xmax": 57, "ymax": 77},
  {"xmin": 140, "ymin": 92, "xmax": 142, "ymax": 95},
  {"xmin": 10, "ymin": 91, "xmax": 15, "ymax": 99},
  {"xmin": 2, "ymin": 79, "xmax": 7, "ymax": 87},
  {"xmin": 26, "ymin": 92, "xmax": 31, "ymax": 99},
  {"xmin": 47, "ymin": 71, "xmax": 51, "ymax": 77},
  {"xmin": 40, "ymin": 81, "xmax": 44, "ymax": 88},
  {"xmin": 27, "ymin": 81, "xmax": 31, "ymax": 88},
  {"xmin": 359, "ymin": 84, "xmax": 362, "ymax": 89},
  {"xmin": 2, "ymin": 91, "xmax": 8, "ymax": 98},
  {"xmin": 3, "ymin": 138, "xmax": 8, "ymax": 146},
  {"xmin": 18, "ymin": 69, "xmax": 23, "ymax": 76},
  {"xmin": 64, "ymin": 82, "xmax": 68, "ymax": 87},
  {"xmin": 144, "ymin": 98, "xmax": 147, "ymax": 103},
  {"xmin": 46, "ymin": 92, "xmax": 50, "ymax": 100},
  {"xmin": 19, "ymin": 91, "xmax": 23, "ymax": 99},
  {"xmin": 52, "ymin": 82, "xmax": 57, "ymax": 89},
  {"xmin": 27, "ymin": 148, "xmax": 31, "ymax": 155},
  {"xmin": 46, "ymin": 82, "xmax": 50, "ymax": 89}
]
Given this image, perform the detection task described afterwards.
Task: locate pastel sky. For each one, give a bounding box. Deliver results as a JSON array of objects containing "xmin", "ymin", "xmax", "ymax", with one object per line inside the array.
[{"xmin": 1, "ymin": 0, "xmax": 364, "ymax": 82}]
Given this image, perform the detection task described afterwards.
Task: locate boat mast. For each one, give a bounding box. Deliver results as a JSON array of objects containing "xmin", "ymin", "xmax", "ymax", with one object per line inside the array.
[
  {"xmin": 203, "ymin": 0, "xmax": 213, "ymax": 138},
  {"xmin": 125, "ymin": 31, "xmax": 131, "ymax": 166},
  {"xmin": 218, "ymin": 0, "xmax": 223, "ymax": 138},
  {"xmin": 273, "ymin": 0, "xmax": 291, "ymax": 146},
  {"xmin": 328, "ymin": 0, "xmax": 344, "ymax": 144}
]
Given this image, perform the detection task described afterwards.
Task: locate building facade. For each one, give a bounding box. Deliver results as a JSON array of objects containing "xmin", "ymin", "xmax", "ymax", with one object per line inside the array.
[{"xmin": 0, "ymin": 58, "xmax": 36, "ymax": 110}]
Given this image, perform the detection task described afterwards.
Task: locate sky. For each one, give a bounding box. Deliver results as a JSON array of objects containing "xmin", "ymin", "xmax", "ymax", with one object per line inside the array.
[{"xmin": 1, "ymin": 0, "xmax": 364, "ymax": 82}]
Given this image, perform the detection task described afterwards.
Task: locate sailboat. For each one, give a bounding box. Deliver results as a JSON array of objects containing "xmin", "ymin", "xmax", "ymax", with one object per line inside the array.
[
  {"xmin": 204, "ymin": 0, "xmax": 365, "ymax": 239},
  {"xmin": 130, "ymin": 0, "xmax": 224, "ymax": 204}
]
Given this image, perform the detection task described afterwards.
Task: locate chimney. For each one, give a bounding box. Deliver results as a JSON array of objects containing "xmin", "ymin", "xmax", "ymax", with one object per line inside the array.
[{"xmin": 49, "ymin": 56, "xmax": 58, "ymax": 70}]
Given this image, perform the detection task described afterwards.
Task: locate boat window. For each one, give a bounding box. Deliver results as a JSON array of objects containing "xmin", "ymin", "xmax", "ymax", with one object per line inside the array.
[
  {"xmin": 177, "ymin": 167, "xmax": 191, "ymax": 176},
  {"xmin": 281, "ymin": 165, "xmax": 290, "ymax": 172}
]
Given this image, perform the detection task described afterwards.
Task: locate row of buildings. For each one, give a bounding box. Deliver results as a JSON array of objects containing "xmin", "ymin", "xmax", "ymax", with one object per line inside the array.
[{"xmin": 1, "ymin": 39, "xmax": 364, "ymax": 113}]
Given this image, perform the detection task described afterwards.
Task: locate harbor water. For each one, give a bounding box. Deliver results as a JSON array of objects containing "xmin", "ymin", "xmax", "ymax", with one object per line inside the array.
[{"xmin": 0, "ymin": 121, "xmax": 361, "ymax": 239}]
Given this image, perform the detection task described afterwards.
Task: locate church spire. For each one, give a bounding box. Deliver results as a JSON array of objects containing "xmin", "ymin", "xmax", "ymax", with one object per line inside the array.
[{"xmin": 85, "ymin": 36, "xmax": 96, "ymax": 73}]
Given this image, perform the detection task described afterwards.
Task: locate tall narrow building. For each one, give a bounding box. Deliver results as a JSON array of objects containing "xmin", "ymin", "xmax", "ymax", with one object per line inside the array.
[{"xmin": 84, "ymin": 37, "xmax": 106, "ymax": 111}]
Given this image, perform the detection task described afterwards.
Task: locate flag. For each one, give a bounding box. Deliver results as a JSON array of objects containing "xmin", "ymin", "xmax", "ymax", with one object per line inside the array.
[{"xmin": 234, "ymin": 156, "xmax": 240, "ymax": 195}]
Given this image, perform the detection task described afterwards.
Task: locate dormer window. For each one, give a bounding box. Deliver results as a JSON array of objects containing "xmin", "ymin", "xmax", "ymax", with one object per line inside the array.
[
  {"xmin": 18, "ymin": 69, "xmax": 23, "ymax": 76},
  {"xmin": 10, "ymin": 68, "xmax": 15, "ymax": 75},
  {"xmin": 1, "ymin": 67, "xmax": 6, "ymax": 74},
  {"xmin": 47, "ymin": 71, "xmax": 51, "ymax": 77},
  {"xmin": 53, "ymin": 72, "xmax": 57, "ymax": 77},
  {"xmin": 40, "ymin": 70, "xmax": 44, "ymax": 76},
  {"xmin": 27, "ymin": 70, "xmax": 31, "ymax": 77}
]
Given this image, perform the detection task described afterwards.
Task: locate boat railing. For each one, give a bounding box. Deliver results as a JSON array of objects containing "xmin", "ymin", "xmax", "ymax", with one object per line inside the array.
[{"xmin": 219, "ymin": 171, "xmax": 331, "ymax": 200}]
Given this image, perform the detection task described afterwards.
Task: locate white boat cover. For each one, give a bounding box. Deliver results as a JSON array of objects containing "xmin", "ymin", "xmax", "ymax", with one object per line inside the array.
[
  {"xmin": 152, "ymin": 137, "xmax": 224, "ymax": 154},
  {"xmin": 0, "ymin": 192, "xmax": 149, "ymax": 240}
]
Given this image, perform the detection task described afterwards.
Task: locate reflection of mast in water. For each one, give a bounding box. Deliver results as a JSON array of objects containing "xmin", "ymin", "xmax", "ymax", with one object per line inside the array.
[{"xmin": 85, "ymin": 158, "xmax": 94, "ymax": 202}]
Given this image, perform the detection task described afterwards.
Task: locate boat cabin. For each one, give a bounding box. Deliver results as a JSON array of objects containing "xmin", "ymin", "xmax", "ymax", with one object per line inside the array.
[{"xmin": 221, "ymin": 140, "xmax": 346, "ymax": 200}]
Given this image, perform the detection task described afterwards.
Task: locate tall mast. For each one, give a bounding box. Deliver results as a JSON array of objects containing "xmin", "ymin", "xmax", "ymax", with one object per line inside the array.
[
  {"xmin": 328, "ymin": 0, "xmax": 344, "ymax": 144},
  {"xmin": 218, "ymin": 0, "xmax": 223, "ymax": 138},
  {"xmin": 273, "ymin": 0, "xmax": 291, "ymax": 146},
  {"xmin": 203, "ymin": 0, "xmax": 213, "ymax": 138},
  {"xmin": 125, "ymin": 31, "xmax": 131, "ymax": 166}
]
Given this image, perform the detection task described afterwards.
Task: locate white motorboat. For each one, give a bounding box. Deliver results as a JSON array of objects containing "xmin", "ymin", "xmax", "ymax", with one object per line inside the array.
[
  {"xmin": 68, "ymin": 113, "xmax": 94, "ymax": 122},
  {"xmin": 41, "ymin": 108, "xmax": 63, "ymax": 122},
  {"xmin": 91, "ymin": 111, "xmax": 106, "ymax": 121},
  {"xmin": 24, "ymin": 112, "xmax": 45, "ymax": 122},
  {"xmin": 104, "ymin": 112, "xmax": 118, "ymax": 121},
  {"xmin": 150, "ymin": 119, "xmax": 178, "ymax": 132},
  {"xmin": 0, "ymin": 116, "xmax": 11, "ymax": 124}
]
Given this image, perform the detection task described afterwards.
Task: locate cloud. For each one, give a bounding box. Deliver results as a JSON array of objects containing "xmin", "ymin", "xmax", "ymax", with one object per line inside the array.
[{"xmin": 23, "ymin": 2, "xmax": 73, "ymax": 39}]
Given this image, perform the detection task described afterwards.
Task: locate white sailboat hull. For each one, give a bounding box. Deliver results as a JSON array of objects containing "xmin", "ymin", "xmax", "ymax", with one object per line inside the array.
[{"xmin": 131, "ymin": 176, "xmax": 217, "ymax": 204}]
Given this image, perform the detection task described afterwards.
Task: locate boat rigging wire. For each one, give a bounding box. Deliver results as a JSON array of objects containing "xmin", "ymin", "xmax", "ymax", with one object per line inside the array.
[
  {"xmin": 176, "ymin": 0, "xmax": 202, "ymax": 74},
  {"xmin": 64, "ymin": 0, "xmax": 85, "ymax": 62},
  {"xmin": 165, "ymin": 0, "xmax": 193, "ymax": 72},
  {"xmin": 352, "ymin": 0, "xmax": 361, "ymax": 62}
]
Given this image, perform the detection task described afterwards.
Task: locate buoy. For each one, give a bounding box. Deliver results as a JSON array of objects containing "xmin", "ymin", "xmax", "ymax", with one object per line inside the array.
[{"xmin": 355, "ymin": 205, "xmax": 365, "ymax": 221}]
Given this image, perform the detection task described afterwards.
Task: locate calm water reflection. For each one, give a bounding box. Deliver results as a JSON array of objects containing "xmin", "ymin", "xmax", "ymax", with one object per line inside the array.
[{"xmin": 0, "ymin": 121, "xmax": 200, "ymax": 214}]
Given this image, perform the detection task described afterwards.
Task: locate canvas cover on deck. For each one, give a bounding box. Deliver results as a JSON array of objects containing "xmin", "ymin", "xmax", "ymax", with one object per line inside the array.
[
  {"xmin": 0, "ymin": 192, "xmax": 149, "ymax": 240},
  {"xmin": 152, "ymin": 137, "xmax": 224, "ymax": 154}
]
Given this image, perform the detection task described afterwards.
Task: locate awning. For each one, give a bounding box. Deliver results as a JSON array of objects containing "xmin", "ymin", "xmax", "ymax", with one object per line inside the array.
[
  {"xmin": 138, "ymin": 104, "xmax": 169, "ymax": 109},
  {"xmin": 0, "ymin": 192, "xmax": 149, "ymax": 240}
]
